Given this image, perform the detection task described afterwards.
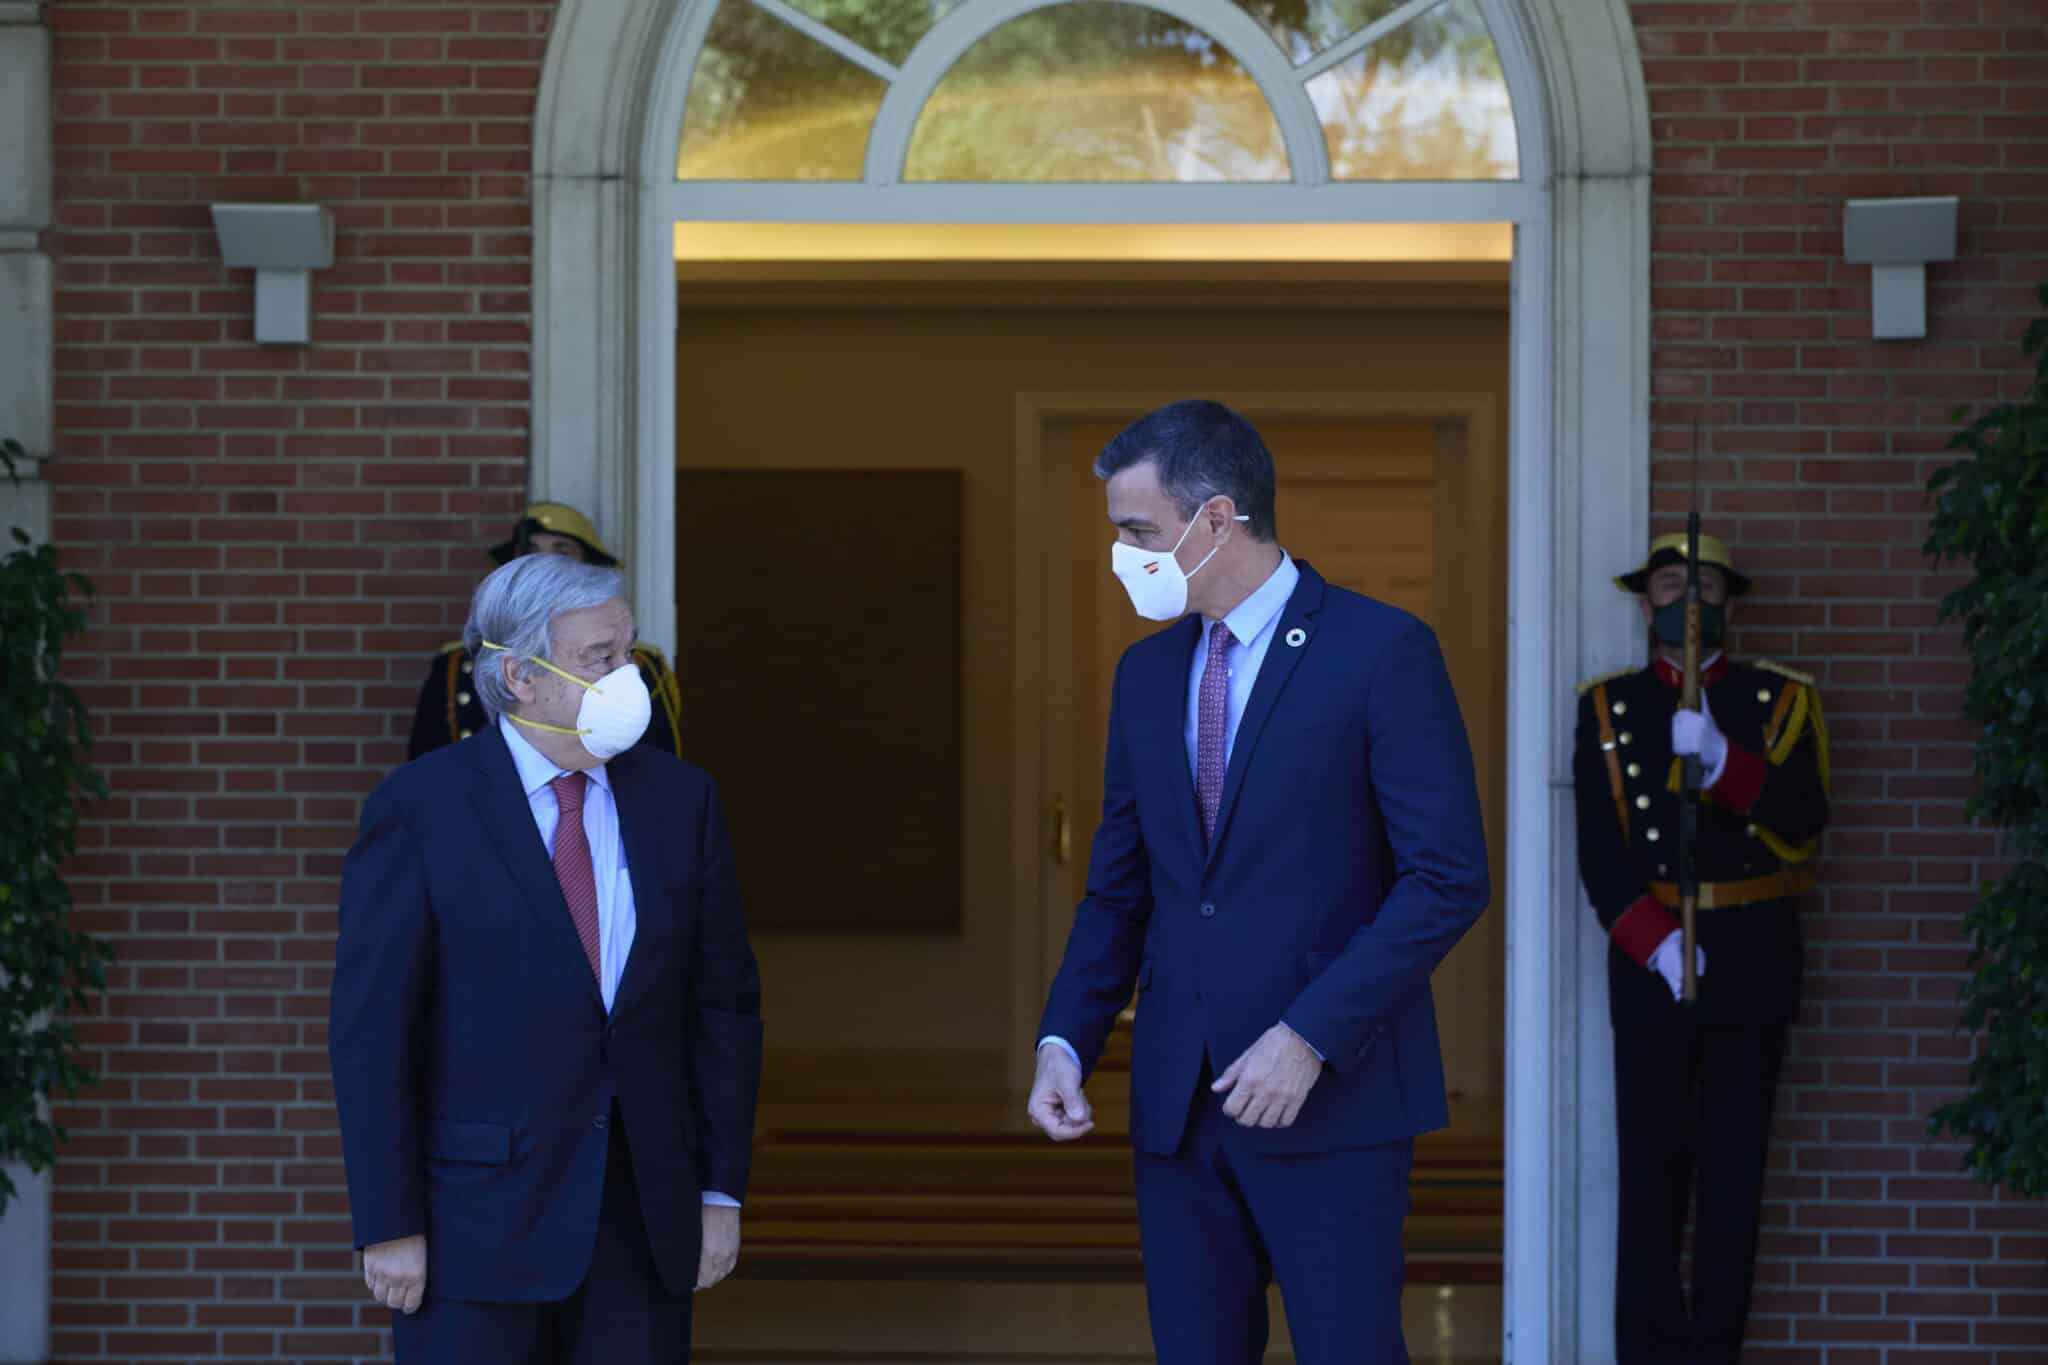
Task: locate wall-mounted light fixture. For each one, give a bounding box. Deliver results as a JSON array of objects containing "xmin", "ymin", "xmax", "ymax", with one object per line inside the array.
[
  {"xmin": 209, "ymin": 203, "xmax": 333, "ymax": 346},
  {"xmin": 1843, "ymin": 196, "xmax": 1958, "ymax": 341}
]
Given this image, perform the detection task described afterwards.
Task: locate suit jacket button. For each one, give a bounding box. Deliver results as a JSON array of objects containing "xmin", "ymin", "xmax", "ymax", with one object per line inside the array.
[
  {"xmin": 1199, "ymin": 902, "xmax": 1216, "ymax": 918},
  {"xmin": 593, "ymin": 1113, "xmax": 608, "ymax": 1130}
]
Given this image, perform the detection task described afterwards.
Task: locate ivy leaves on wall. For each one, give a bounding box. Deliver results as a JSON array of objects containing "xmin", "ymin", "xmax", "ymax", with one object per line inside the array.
[
  {"xmin": 1924, "ymin": 282, "xmax": 2048, "ymax": 1199},
  {"xmin": 1, "ymin": 437, "xmax": 113, "ymax": 1216}
]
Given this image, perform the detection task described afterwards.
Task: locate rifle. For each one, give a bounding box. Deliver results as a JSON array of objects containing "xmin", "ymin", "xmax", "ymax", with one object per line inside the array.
[{"xmin": 1677, "ymin": 434, "xmax": 1704, "ymax": 1004}]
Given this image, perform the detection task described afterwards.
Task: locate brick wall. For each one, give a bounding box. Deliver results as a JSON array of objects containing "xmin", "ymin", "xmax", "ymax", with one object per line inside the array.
[
  {"xmin": 1635, "ymin": 1, "xmax": 2048, "ymax": 1360},
  {"xmin": 44, "ymin": 3, "xmax": 546, "ymax": 1360},
  {"xmin": 35, "ymin": 0, "xmax": 2048, "ymax": 1362}
]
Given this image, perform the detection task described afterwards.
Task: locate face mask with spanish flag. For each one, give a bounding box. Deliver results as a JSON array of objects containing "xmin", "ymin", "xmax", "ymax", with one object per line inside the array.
[{"xmin": 1109, "ymin": 502, "xmax": 1250, "ymax": 622}]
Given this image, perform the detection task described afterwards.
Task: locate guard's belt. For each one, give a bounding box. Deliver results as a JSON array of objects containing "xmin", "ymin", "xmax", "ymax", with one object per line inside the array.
[{"xmin": 1649, "ymin": 867, "xmax": 1815, "ymax": 910}]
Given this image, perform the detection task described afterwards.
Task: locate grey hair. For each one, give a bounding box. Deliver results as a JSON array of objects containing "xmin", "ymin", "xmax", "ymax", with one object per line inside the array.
[{"xmin": 462, "ymin": 553, "xmax": 629, "ymax": 720}]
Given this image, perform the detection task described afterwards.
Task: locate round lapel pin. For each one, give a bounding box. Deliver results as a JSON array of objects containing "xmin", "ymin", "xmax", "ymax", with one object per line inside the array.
[{"xmin": 1285, "ymin": 628, "xmax": 1307, "ymax": 648}]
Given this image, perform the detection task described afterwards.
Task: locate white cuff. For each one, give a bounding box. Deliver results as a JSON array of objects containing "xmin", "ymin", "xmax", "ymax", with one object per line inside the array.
[
  {"xmin": 702, "ymin": 1191, "xmax": 741, "ymax": 1208},
  {"xmin": 1036, "ymin": 1036, "xmax": 1083, "ymax": 1072}
]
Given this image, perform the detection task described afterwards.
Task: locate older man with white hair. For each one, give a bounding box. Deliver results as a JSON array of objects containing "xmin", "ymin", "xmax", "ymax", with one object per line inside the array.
[{"xmin": 329, "ymin": 553, "xmax": 763, "ymax": 1364}]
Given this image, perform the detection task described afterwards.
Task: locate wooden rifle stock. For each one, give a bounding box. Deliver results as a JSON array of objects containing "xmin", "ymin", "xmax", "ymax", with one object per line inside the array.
[{"xmin": 1679, "ymin": 513, "xmax": 1704, "ymax": 1003}]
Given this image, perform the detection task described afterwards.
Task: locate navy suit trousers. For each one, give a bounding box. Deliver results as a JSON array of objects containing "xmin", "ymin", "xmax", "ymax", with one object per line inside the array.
[
  {"xmin": 1134, "ymin": 1067, "xmax": 1414, "ymax": 1365},
  {"xmin": 391, "ymin": 1106, "xmax": 692, "ymax": 1365}
]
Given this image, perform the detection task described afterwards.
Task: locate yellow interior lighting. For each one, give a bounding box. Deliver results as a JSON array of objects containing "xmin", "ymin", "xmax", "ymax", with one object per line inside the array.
[{"xmin": 673, "ymin": 221, "xmax": 1512, "ymax": 264}]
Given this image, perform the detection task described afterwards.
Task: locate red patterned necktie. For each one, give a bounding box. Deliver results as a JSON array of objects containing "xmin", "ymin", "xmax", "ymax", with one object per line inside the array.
[
  {"xmin": 549, "ymin": 773, "xmax": 603, "ymax": 984},
  {"xmin": 1196, "ymin": 620, "xmax": 1234, "ymax": 845}
]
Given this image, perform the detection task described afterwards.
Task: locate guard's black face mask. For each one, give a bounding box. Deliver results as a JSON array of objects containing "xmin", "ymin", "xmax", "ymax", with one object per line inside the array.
[{"xmin": 1652, "ymin": 599, "xmax": 1725, "ymax": 649}]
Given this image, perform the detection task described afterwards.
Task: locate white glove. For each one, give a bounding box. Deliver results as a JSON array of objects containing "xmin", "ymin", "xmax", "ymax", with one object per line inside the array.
[
  {"xmin": 1648, "ymin": 930, "xmax": 1706, "ymax": 1001},
  {"xmin": 1670, "ymin": 690, "xmax": 1729, "ymax": 787}
]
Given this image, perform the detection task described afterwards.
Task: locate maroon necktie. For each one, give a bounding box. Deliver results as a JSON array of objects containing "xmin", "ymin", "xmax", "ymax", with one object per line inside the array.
[
  {"xmin": 1196, "ymin": 620, "xmax": 1234, "ymax": 845},
  {"xmin": 549, "ymin": 773, "xmax": 603, "ymax": 984}
]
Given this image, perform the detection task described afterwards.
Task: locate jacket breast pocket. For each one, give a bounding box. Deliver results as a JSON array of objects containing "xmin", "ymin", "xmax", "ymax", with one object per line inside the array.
[{"xmin": 426, "ymin": 1118, "xmax": 512, "ymax": 1165}]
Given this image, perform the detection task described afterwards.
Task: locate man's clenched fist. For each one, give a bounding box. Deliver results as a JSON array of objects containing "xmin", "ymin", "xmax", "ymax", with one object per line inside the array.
[
  {"xmin": 698, "ymin": 1205, "xmax": 741, "ymax": 1291},
  {"xmin": 1027, "ymin": 1043, "xmax": 1095, "ymax": 1141}
]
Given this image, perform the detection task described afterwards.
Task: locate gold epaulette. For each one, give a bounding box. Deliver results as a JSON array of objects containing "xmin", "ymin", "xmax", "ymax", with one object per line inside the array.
[
  {"xmin": 1754, "ymin": 659, "xmax": 1815, "ymax": 688},
  {"xmin": 633, "ymin": 642, "xmax": 685, "ymax": 758},
  {"xmin": 1576, "ymin": 667, "xmax": 1633, "ymax": 697},
  {"xmin": 438, "ymin": 638, "xmax": 467, "ymax": 655}
]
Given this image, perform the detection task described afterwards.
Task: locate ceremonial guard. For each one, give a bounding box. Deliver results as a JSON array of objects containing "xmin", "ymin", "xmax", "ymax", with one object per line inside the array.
[
  {"xmin": 1573, "ymin": 530, "xmax": 1830, "ymax": 1365},
  {"xmin": 406, "ymin": 502, "xmax": 684, "ymax": 760}
]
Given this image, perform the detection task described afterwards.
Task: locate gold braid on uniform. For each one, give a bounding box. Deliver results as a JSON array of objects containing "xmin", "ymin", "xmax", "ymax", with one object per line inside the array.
[
  {"xmin": 1750, "ymin": 661, "xmax": 1828, "ymax": 863},
  {"xmin": 441, "ymin": 640, "xmax": 466, "ymax": 745},
  {"xmin": 634, "ymin": 644, "xmax": 685, "ymax": 758}
]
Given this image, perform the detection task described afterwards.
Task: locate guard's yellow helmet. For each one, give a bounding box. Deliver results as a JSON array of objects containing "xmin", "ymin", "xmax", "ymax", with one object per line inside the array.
[
  {"xmin": 490, "ymin": 502, "xmax": 619, "ymax": 567},
  {"xmin": 1614, "ymin": 531, "xmax": 1751, "ymax": 597}
]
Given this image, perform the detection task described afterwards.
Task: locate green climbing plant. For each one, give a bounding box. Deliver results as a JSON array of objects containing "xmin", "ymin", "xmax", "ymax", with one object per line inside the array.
[
  {"xmin": 1924, "ymin": 281, "xmax": 2048, "ymax": 1198},
  {"xmin": 0, "ymin": 437, "xmax": 112, "ymax": 1218}
]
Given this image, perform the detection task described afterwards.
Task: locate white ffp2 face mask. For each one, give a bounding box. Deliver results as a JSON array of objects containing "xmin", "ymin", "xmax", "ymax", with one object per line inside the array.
[
  {"xmin": 480, "ymin": 643, "xmax": 653, "ymax": 761},
  {"xmin": 1110, "ymin": 506, "xmax": 1250, "ymax": 621}
]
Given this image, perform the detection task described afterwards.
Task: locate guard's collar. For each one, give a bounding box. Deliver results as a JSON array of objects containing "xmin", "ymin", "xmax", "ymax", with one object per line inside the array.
[{"xmin": 1654, "ymin": 652, "xmax": 1729, "ymax": 689}]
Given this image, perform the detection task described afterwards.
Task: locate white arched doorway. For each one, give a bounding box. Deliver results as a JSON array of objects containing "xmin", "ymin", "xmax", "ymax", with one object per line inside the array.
[{"xmin": 533, "ymin": 0, "xmax": 1651, "ymax": 1356}]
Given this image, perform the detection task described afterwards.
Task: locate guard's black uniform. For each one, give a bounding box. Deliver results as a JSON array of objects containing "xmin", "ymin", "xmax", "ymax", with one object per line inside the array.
[
  {"xmin": 406, "ymin": 641, "xmax": 684, "ymax": 761},
  {"xmin": 1573, "ymin": 653, "xmax": 1830, "ymax": 1365}
]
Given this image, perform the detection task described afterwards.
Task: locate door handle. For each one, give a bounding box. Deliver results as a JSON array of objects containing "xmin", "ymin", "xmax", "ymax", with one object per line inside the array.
[{"xmin": 1049, "ymin": 796, "xmax": 1071, "ymax": 865}]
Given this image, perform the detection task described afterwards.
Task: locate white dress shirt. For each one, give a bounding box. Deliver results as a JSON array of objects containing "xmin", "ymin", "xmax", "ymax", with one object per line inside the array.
[
  {"xmin": 499, "ymin": 718, "xmax": 739, "ymax": 1209},
  {"xmin": 1041, "ymin": 553, "xmax": 1314, "ymax": 1073}
]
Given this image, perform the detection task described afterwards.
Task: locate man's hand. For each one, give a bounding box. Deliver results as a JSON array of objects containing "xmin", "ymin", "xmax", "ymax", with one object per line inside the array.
[
  {"xmin": 1212, "ymin": 1023, "xmax": 1323, "ymax": 1129},
  {"xmin": 1671, "ymin": 691, "xmax": 1730, "ymax": 785},
  {"xmin": 697, "ymin": 1205, "xmax": 741, "ymax": 1292},
  {"xmin": 1648, "ymin": 930, "xmax": 1706, "ymax": 1001},
  {"xmin": 1027, "ymin": 1043, "xmax": 1095, "ymax": 1141},
  {"xmin": 363, "ymin": 1234, "xmax": 427, "ymax": 1315}
]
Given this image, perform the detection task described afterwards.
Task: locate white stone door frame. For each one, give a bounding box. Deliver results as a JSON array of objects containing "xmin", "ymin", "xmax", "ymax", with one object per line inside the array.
[
  {"xmin": 0, "ymin": 4, "xmax": 54, "ymax": 1363},
  {"xmin": 533, "ymin": 2, "xmax": 1652, "ymax": 1358}
]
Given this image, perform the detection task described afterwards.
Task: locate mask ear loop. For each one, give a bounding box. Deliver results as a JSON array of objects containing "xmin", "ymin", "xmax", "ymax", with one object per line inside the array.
[
  {"xmin": 1185, "ymin": 507, "xmax": 1253, "ymax": 580},
  {"xmin": 479, "ymin": 639, "xmax": 595, "ymax": 738}
]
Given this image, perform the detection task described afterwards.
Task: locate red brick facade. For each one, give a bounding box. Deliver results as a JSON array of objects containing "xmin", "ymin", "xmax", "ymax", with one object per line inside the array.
[
  {"xmin": 1635, "ymin": 2, "xmax": 2048, "ymax": 1359},
  {"xmin": 35, "ymin": 1, "xmax": 2048, "ymax": 1361}
]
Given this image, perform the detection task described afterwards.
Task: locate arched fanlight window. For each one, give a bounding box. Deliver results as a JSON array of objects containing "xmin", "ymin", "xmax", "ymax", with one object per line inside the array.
[{"xmin": 677, "ymin": 0, "xmax": 1518, "ymax": 184}]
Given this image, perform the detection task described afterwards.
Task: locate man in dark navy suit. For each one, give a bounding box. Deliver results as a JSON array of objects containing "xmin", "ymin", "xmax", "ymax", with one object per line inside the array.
[
  {"xmin": 1030, "ymin": 401, "xmax": 1491, "ymax": 1365},
  {"xmin": 331, "ymin": 553, "xmax": 763, "ymax": 1364}
]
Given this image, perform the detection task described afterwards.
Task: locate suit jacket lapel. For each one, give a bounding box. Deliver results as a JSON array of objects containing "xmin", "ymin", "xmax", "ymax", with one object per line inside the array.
[
  {"xmin": 607, "ymin": 751, "xmax": 664, "ymax": 1017},
  {"xmin": 1205, "ymin": 562, "xmax": 1326, "ymax": 868},
  {"xmin": 467, "ymin": 725, "xmax": 604, "ymax": 1011}
]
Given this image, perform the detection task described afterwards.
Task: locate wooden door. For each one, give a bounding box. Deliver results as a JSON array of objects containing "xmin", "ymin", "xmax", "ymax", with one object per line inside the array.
[{"xmin": 1041, "ymin": 412, "xmax": 1505, "ymax": 1113}]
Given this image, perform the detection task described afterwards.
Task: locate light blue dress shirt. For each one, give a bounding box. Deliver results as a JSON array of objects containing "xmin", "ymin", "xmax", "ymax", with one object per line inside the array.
[
  {"xmin": 1041, "ymin": 553, "xmax": 1315, "ymax": 1074},
  {"xmin": 1183, "ymin": 553, "xmax": 1301, "ymax": 781},
  {"xmin": 500, "ymin": 717, "xmax": 740, "ymax": 1209}
]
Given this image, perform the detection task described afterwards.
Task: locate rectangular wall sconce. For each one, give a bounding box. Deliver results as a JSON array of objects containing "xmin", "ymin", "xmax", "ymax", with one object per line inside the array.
[
  {"xmin": 1843, "ymin": 196, "xmax": 1958, "ymax": 341},
  {"xmin": 209, "ymin": 203, "xmax": 334, "ymax": 346}
]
